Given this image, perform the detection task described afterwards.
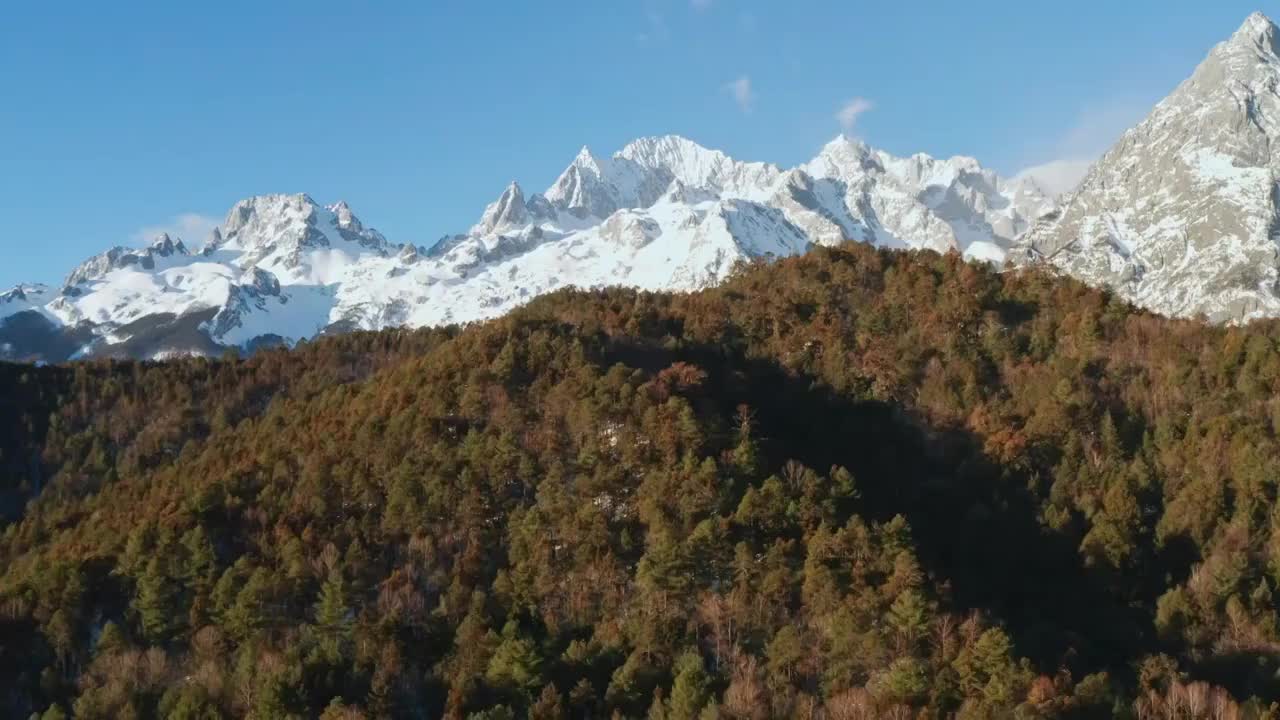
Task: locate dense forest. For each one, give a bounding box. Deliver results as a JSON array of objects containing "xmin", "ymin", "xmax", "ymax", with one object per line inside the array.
[{"xmin": 5, "ymin": 242, "xmax": 1280, "ymax": 718}]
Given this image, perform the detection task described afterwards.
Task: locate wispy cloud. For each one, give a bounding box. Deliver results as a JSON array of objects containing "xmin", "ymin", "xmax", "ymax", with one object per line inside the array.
[
  {"xmin": 691, "ymin": 0, "xmax": 713, "ymax": 10},
  {"xmin": 636, "ymin": 6, "xmax": 670, "ymax": 45},
  {"xmin": 724, "ymin": 75, "xmax": 755, "ymax": 114},
  {"xmin": 836, "ymin": 97, "xmax": 874, "ymax": 134},
  {"xmin": 1015, "ymin": 100, "xmax": 1148, "ymax": 197},
  {"xmin": 1014, "ymin": 159, "xmax": 1094, "ymax": 198},
  {"xmin": 133, "ymin": 213, "xmax": 219, "ymax": 246}
]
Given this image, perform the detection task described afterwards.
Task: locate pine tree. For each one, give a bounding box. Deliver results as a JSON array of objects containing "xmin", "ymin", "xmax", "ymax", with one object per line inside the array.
[
  {"xmin": 766, "ymin": 625, "xmax": 805, "ymax": 683},
  {"xmin": 886, "ymin": 589, "xmax": 929, "ymax": 647},
  {"xmin": 180, "ymin": 525, "xmax": 217, "ymax": 588},
  {"xmin": 94, "ymin": 620, "xmax": 127, "ymax": 657},
  {"xmin": 667, "ymin": 649, "xmax": 711, "ymax": 720},
  {"xmin": 486, "ymin": 620, "xmax": 544, "ymax": 694},
  {"xmin": 314, "ymin": 568, "xmax": 353, "ymax": 662},
  {"xmin": 226, "ymin": 567, "xmax": 272, "ymax": 642},
  {"xmin": 315, "ymin": 569, "xmax": 352, "ymax": 632},
  {"xmin": 134, "ymin": 557, "xmax": 177, "ymax": 644}
]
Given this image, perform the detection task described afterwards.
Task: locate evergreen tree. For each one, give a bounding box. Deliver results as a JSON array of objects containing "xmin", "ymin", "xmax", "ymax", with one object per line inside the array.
[
  {"xmin": 486, "ymin": 620, "xmax": 544, "ymax": 695},
  {"xmin": 225, "ymin": 567, "xmax": 272, "ymax": 642},
  {"xmin": 134, "ymin": 557, "xmax": 178, "ymax": 644},
  {"xmin": 667, "ymin": 649, "xmax": 711, "ymax": 720}
]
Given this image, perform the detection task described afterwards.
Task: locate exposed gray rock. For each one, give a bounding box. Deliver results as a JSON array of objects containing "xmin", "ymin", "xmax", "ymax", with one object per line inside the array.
[{"xmin": 1017, "ymin": 12, "xmax": 1280, "ymax": 323}]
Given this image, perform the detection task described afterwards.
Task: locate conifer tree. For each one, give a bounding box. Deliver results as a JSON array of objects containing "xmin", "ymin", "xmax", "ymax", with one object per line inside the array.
[{"xmin": 134, "ymin": 557, "xmax": 178, "ymax": 644}]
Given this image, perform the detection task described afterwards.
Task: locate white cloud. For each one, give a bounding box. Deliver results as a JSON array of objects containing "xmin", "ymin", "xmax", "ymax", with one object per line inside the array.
[
  {"xmin": 836, "ymin": 97, "xmax": 874, "ymax": 134},
  {"xmin": 133, "ymin": 213, "xmax": 219, "ymax": 246},
  {"xmin": 725, "ymin": 75, "xmax": 755, "ymax": 114},
  {"xmin": 691, "ymin": 0, "xmax": 713, "ymax": 9},
  {"xmin": 1014, "ymin": 159, "xmax": 1094, "ymax": 198},
  {"xmin": 1015, "ymin": 100, "xmax": 1148, "ymax": 197}
]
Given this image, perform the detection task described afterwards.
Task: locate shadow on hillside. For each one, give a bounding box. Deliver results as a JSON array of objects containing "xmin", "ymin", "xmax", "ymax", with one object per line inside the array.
[
  {"xmin": 604, "ymin": 336, "xmax": 1150, "ymax": 682},
  {"xmin": 0, "ymin": 363, "xmax": 72, "ymax": 523}
]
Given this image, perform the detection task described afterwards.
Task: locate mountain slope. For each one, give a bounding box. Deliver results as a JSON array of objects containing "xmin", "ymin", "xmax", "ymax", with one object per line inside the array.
[
  {"xmin": 1018, "ymin": 12, "xmax": 1280, "ymax": 322},
  {"xmin": 5, "ymin": 244, "xmax": 1280, "ymax": 717},
  {"xmin": 0, "ymin": 137, "xmax": 1049, "ymax": 362}
]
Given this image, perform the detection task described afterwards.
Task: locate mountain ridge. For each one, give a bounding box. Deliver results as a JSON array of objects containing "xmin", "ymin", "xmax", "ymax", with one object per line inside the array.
[
  {"xmin": 0, "ymin": 133, "xmax": 1051, "ymax": 362},
  {"xmin": 9, "ymin": 11, "xmax": 1280, "ymax": 359}
]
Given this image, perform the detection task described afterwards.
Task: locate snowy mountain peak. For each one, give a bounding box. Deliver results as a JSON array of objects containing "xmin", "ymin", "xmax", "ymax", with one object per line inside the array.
[
  {"xmin": 15, "ymin": 13, "xmax": 1280, "ymax": 363},
  {"xmin": 1226, "ymin": 11, "xmax": 1278, "ymax": 54},
  {"xmin": 821, "ymin": 133, "xmax": 870, "ymax": 153},
  {"xmin": 570, "ymin": 145, "xmax": 604, "ymax": 173},
  {"xmin": 1, "ymin": 283, "xmax": 48, "ymax": 304},
  {"xmin": 0, "ymin": 283, "xmax": 52, "ymax": 326},
  {"xmin": 618, "ymin": 134, "xmax": 783, "ymax": 200},
  {"xmin": 0, "ymin": 127, "xmax": 1067, "ymax": 362},
  {"xmin": 1016, "ymin": 11, "xmax": 1280, "ymax": 322},
  {"xmin": 63, "ymin": 235, "xmax": 195, "ymax": 290},
  {"xmin": 327, "ymin": 200, "xmax": 366, "ymax": 233},
  {"xmin": 149, "ymin": 233, "xmax": 189, "ymax": 257},
  {"xmin": 618, "ymin": 134, "xmax": 728, "ymax": 172},
  {"xmin": 1201, "ymin": 11, "xmax": 1280, "ymax": 81},
  {"xmin": 473, "ymin": 181, "xmax": 531, "ymax": 235},
  {"xmin": 546, "ymin": 146, "xmax": 617, "ymax": 218},
  {"xmin": 216, "ymin": 193, "xmax": 388, "ymax": 261},
  {"xmin": 219, "ymin": 193, "xmax": 314, "ymax": 246},
  {"xmin": 809, "ymin": 135, "xmax": 876, "ymax": 177}
]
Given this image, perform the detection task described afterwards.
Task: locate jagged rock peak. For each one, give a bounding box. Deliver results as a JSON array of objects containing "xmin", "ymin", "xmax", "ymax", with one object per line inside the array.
[
  {"xmin": 475, "ymin": 181, "xmax": 530, "ymax": 234},
  {"xmin": 546, "ymin": 146, "xmax": 617, "ymax": 218},
  {"xmin": 327, "ymin": 200, "xmax": 365, "ymax": 233},
  {"xmin": 1225, "ymin": 11, "xmax": 1279, "ymax": 54},
  {"xmin": 149, "ymin": 233, "xmax": 189, "ymax": 257},
  {"xmin": 217, "ymin": 194, "xmax": 318, "ymax": 247},
  {"xmin": 245, "ymin": 267, "xmax": 281, "ymax": 296},
  {"xmin": 213, "ymin": 193, "xmax": 388, "ymax": 257},
  {"xmin": 1, "ymin": 283, "xmax": 48, "ymax": 303},
  {"xmin": 1015, "ymin": 11, "xmax": 1280, "ymax": 323},
  {"xmin": 63, "ymin": 240, "xmax": 186, "ymax": 289},
  {"xmin": 571, "ymin": 145, "xmax": 604, "ymax": 172}
]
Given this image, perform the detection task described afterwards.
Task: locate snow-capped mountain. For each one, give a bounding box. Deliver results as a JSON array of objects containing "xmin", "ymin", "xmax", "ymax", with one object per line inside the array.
[
  {"xmin": 14, "ymin": 11, "xmax": 1280, "ymax": 361},
  {"xmin": 1017, "ymin": 12, "xmax": 1280, "ymax": 323},
  {"xmin": 0, "ymin": 135, "xmax": 1049, "ymax": 362}
]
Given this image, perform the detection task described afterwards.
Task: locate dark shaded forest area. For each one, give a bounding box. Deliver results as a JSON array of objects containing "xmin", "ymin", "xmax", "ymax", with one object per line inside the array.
[{"xmin": 4, "ymin": 243, "xmax": 1280, "ymax": 718}]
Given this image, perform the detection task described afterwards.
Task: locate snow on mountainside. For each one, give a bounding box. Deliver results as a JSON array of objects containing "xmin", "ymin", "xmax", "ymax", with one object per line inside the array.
[
  {"xmin": 11, "ymin": 12, "xmax": 1280, "ymax": 360},
  {"xmin": 1017, "ymin": 12, "xmax": 1280, "ymax": 323},
  {"xmin": 0, "ymin": 134, "xmax": 1051, "ymax": 362}
]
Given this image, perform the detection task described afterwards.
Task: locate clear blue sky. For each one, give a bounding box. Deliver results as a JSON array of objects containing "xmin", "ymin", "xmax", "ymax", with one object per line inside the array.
[{"xmin": 0, "ymin": 1, "xmax": 1265, "ymax": 288}]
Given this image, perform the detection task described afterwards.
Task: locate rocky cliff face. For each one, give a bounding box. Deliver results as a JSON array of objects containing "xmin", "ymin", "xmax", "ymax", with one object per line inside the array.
[{"xmin": 1018, "ymin": 12, "xmax": 1280, "ymax": 322}]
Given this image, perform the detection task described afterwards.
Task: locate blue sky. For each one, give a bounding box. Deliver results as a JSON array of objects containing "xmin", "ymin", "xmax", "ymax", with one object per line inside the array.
[{"xmin": 0, "ymin": 1, "xmax": 1265, "ymax": 288}]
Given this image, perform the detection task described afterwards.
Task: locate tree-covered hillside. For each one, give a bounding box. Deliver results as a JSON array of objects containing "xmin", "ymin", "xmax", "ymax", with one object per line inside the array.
[{"xmin": 5, "ymin": 243, "xmax": 1280, "ymax": 718}]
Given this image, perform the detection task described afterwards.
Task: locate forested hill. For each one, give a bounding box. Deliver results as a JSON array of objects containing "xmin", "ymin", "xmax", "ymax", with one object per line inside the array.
[{"xmin": 5, "ymin": 242, "xmax": 1280, "ymax": 719}]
